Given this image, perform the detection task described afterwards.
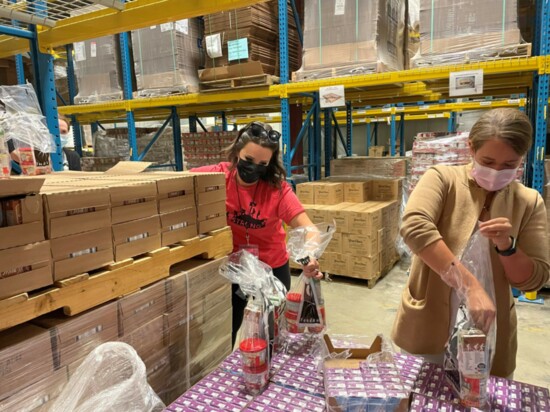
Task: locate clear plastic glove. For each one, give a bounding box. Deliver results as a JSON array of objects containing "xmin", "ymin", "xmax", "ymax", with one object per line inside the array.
[
  {"xmin": 302, "ymin": 257, "xmax": 323, "ymax": 280},
  {"xmin": 440, "ymin": 260, "xmax": 496, "ymax": 334},
  {"xmin": 479, "ymin": 217, "xmax": 513, "ymax": 251}
]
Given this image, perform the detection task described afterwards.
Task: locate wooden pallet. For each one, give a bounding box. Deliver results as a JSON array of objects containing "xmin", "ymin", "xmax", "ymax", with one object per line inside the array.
[
  {"xmin": 0, "ymin": 227, "xmax": 233, "ymax": 331},
  {"xmin": 199, "ymin": 74, "xmax": 279, "ymax": 92}
]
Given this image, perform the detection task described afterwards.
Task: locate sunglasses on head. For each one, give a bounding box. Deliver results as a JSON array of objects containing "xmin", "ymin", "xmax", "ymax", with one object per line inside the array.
[{"xmin": 241, "ymin": 122, "xmax": 281, "ymax": 143}]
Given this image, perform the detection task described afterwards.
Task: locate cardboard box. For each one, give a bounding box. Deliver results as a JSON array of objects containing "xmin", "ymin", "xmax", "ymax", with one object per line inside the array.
[
  {"xmin": 343, "ymin": 233, "xmax": 379, "ymax": 256},
  {"xmin": 343, "ymin": 182, "xmax": 369, "ymax": 203},
  {"xmin": 191, "ymin": 173, "xmax": 226, "ymax": 206},
  {"xmin": 348, "ymin": 253, "xmax": 380, "ymax": 279},
  {"xmin": 112, "ymin": 215, "xmax": 161, "ymax": 261},
  {"xmin": 197, "ymin": 200, "xmax": 226, "ymax": 234},
  {"xmin": 50, "ymin": 228, "xmax": 114, "ymax": 281},
  {"xmin": 160, "ymin": 208, "xmax": 198, "ymax": 246},
  {"xmin": 368, "ymin": 146, "xmax": 385, "ymax": 157},
  {"xmin": 330, "ymin": 253, "xmax": 349, "ymax": 275},
  {"xmin": 0, "ymin": 241, "xmax": 52, "ymax": 299},
  {"xmin": 41, "ymin": 186, "xmax": 111, "ymax": 239},
  {"xmin": 304, "ymin": 204, "xmax": 329, "ymax": 224},
  {"xmin": 145, "ymin": 348, "xmax": 172, "ymax": 404},
  {"xmin": 330, "ymin": 157, "xmax": 408, "ymax": 178},
  {"xmin": 369, "ymin": 179, "xmax": 402, "ymax": 201},
  {"xmin": 33, "ymin": 301, "xmax": 119, "ymax": 369},
  {"xmin": 154, "ymin": 175, "xmax": 195, "ymax": 213},
  {"xmin": 0, "ymin": 324, "xmax": 54, "ymax": 401},
  {"xmin": 121, "ymin": 315, "xmax": 168, "ymax": 363},
  {"xmin": 325, "ymin": 232, "xmax": 342, "ymax": 254},
  {"xmin": 0, "ymin": 178, "xmax": 45, "ymax": 249},
  {"xmin": 118, "ymin": 280, "xmax": 167, "ymax": 336},
  {"xmin": 109, "ymin": 181, "xmax": 159, "ymax": 225},
  {"xmin": 326, "ymin": 203, "xmax": 355, "ymax": 233},
  {"xmin": 296, "ymin": 182, "xmax": 319, "ymax": 204},
  {"xmin": 0, "ymin": 366, "xmax": 68, "ymax": 412},
  {"xmin": 314, "ymin": 182, "xmax": 344, "ymax": 205},
  {"xmin": 345, "ymin": 203, "xmax": 382, "ymax": 235}
]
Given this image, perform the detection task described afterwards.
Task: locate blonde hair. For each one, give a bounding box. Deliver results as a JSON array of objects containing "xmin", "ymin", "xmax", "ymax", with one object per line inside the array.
[{"xmin": 469, "ymin": 108, "xmax": 532, "ymax": 156}]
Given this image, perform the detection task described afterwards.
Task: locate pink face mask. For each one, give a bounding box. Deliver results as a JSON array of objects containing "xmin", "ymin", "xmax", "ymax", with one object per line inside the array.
[{"xmin": 471, "ymin": 160, "xmax": 518, "ymax": 191}]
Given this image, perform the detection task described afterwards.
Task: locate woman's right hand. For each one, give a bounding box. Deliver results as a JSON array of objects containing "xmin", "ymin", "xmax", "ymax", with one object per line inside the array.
[{"xmin": 465, "ymin": 285, "xmax": 496, "ymax": 334}]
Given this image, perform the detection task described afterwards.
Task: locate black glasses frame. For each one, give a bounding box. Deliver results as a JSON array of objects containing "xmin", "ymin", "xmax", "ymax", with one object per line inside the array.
[{"xmin": 242, "ymin": 122, "xmax": 281, "ymax": 143}]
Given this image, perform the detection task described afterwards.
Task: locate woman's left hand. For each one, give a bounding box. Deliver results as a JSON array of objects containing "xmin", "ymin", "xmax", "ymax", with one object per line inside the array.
[
  {"xmin": 479, "ymin": 217, "xmax": 513, "ymax": 250},
  {"xmin": 303, "ymin": 257, "xmax": 323, "ymax": 280}
]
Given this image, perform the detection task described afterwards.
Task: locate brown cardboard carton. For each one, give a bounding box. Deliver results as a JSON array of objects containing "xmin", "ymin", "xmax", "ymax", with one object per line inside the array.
[
  {"xmin": 0, "ymin": 366, "xmax": 68, "ymax": 411},
  {"xmin": 345, "ymin": 203, "xmax": 382, "ymax": 235},
  {"xmin": 0, "ymin": 194, "xmax": 44, "ymax": 250},
  {"xmin": 343, "ymin": 233, "xmax": 379, "ymax": 257},
  {"xmin": 326, "ymin": 203, "xmax": 356, "ymax": 233},
  {"xmin": 348, "ymin": 254, "xmax": 380, "ymax": 279},
  {"xmin": 41, "ymin": 186, "xmax": 111, "ymax": 239},
  {"xmin": 108, "ymin": 181, "xmax": 159, "ymax": 224},
  {"xmin": 369, "ymin": 179, "xmax": 402, "ymax": 201},
  {"xmin": 154, "ymin": 175, "xmax": 195, "ymax": 213},
  {"xmin": 325, "ymin": 232, "xmax": 342, "ymax": 254},
  {"xmin": 0, "ymin": 324, "xmax": 54, "ymax": 401},
  {"xmin": 304, "ymin": 204, "xmax": 329, "ymax": 224},
  {"xmin": 104, "ymin": 161, "xmax": 152, "ymax": 175},
  {"xmin": 160, "ymin": 208, "xmax": 198, "ymax": 246},
  {"xmin": 146, "ymin": 348, "xmax": 172, "ymax": 404},
  {"xmin": 330, "ymin": 157, "xmax": 408, "ymax": 178},
  {"xmin": 343, "ymin": 182, "xmax": 369, "ymax": 203},
  {"xmin": 33, "ymin": 301, "xmax": 119, "ymax": 369},
  {"xmin": 197, "ymin": 200, "xmax": 226, "ymax": 234},
  {"xmin": 121, "ymin": 315, "xmax": 168, "ymax": 363},
  {"xmin": 118, "ymin": 280, "xmax": 167, "ymax": 336},
  {"xmin": 314, "ymin": 182, "xmax": 344, "ymax": 205},
  {"xmin": 189, "ymin": 173, "xmax": 226, "ymax": 206},
  {"xmin": 0, "ymin": 241, "xmax": 52, "ymax": 299},
  {"xmin": 0, "ymin": 176, "xmax": 44, "ymax": 198},
  {"xmin": 112, "ymin": 215, "xmax": 162, "ymax": 261},
  {"xmin": 50, "ymin": 227, "xmax": 114, "ymax": 281},
  {"xmin": 296, "ymin": 182, "xmax": 319, "ymax": 204},
  {"xmin": 330, "ymin": 253, "xmax": 349, "ymax": 275},
  {"xmin": 368, "ymin": 146, "xmax": 385, "ymax": 157}
]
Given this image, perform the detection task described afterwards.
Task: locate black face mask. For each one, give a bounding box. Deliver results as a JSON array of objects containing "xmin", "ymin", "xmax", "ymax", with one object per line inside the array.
[{"xmin": 237, "ymin": 158, "xmax": 267, "ymax": 184}]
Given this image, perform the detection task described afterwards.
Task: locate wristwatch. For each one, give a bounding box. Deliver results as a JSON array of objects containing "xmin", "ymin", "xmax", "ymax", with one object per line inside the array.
[{"xmin": 495, "ymin": 236, "xmax": 517, "ymax": 256}]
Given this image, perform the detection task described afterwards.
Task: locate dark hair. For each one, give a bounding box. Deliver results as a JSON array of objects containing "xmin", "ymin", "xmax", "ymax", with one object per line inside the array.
[
  {"xmin": 225, "ymin": 121, "xmax": 286, "ymax": 188},
  {"xmin": 469, "ymin": 108, "xmax": 532, "ymax": 156}
]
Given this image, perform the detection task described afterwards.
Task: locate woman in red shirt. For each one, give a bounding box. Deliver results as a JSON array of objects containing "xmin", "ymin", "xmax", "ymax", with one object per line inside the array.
[{"xmin": 192, "ymin": 121, "xmax": 322, "ymax": 345}]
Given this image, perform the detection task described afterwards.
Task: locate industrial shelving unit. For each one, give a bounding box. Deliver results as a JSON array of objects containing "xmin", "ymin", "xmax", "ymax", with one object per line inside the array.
[{"xmin": 0, "ymin": 0, "xmax": 548, "ymax": 193}]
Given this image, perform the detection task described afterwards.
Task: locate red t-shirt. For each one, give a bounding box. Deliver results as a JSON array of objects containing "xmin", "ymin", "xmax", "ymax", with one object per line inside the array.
[{"xmin": 191, "ymin": 162, "xmax": 304, "ymax": 268}]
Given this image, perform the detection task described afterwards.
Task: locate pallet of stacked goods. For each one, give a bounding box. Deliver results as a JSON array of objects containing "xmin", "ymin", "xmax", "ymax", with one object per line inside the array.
[
  {"xmin": 411, "ymin": 0, "xmax": 531, "ymax": 68},
  {"xmin": 182, "ymin": 130, "xmax": 237, "ymax": 170},
  {"xmin": 293, "ymin": 0, "xmax": 406, "ymax": 81},
  {"xmin": 0, "ymin": 256, "xmax": 232, "ymax": 409},
  {"xmin": 200, "ymin": 1, "xmax": 301, "ymax": 90},
  {"xmin": 0, "ymin": 164, "xmax": 232, "ymax": 334},
  {"xmin": 131, "ymin": 18, "xmax": 202, "ymax": 97},
  {"xmin": 295, "ymin": 177, "xmax": 402, "ymax": 288}
]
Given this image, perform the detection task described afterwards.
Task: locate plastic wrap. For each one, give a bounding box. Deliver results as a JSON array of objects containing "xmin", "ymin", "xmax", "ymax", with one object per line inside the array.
[
  {"xmin": 201, "ymin": 2, "xmax": 300, "ymax": 82},
  {"xmin": 285, "ymin": 223, "xmax": 335, "ymax": 333},
  {"xmin": 294, "ymin": 0, "xmax": 406, "ymax": 81},
  {"xmin": 182, "ymin": 131, "xmax": 237, "ymax": 170},
  {"xmin": 406, "ymin": 0, "xmax": 420, "ymax": 68},
  {"xmin": 411, "ymin": 0, "xmax": 528, "ymax": 68},
  {"xmin": 132, "ymin": 19, "xmax": 201, "ymax": 97},
  {"xmin": 47, "ymin": 342, "xmax": 165, "ymax": 412},
  {"xmin": 0, "ymin": 84, "xmax": 56, "ymax": 154},
  {"xmin": 441, "ymin": 228, "xmax": 497, "ymax": 409},
  {"xmin": 0, "ymin": 127, "xmax": 10, "ymax": 178},
  {"xmin": 73, "ymin": 36, "xmax": 123, "ymax": 104}
]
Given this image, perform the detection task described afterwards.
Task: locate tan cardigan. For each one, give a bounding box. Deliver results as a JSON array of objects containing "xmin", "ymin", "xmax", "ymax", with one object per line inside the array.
[{"xmin": 391, "ymin": 164, "xmax": 549, "ymax": 377}]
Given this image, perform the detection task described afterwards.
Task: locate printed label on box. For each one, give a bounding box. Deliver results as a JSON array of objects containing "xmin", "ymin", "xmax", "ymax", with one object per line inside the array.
[
  {"xmin": 69, "ymin": 247, "xmax": 98, "ymax": 259},
  {"xmin": 206, "ymin": 34, "xmax": 223, "ymax": 58},
  {"xmin": 449, "ymin": 69, "xmax": 483, "ymax": 97},
  {"xmin": 319, "ymin": 85, "xmax": 345, "ymax": 108},
  {"xmin": 169, "ymin": 222, "xmax": 188, "ymax": 231},
  {"xmin": 74, "ymin": 42, "xmax": 86, "ymax": 62},
  {"xmin": 128, "ymin": 232, "xmax": 149, "ymax": 243},
  {"xmin": 176, "ymin": 19, "xmax": 189, "ymax": 34},
  {"xmin": 228, "ymin": 38, "xmax": 249, "ymax": 61},
  {"xmin": 335, "ymin": 0, "xmax": 346, "ymax": 15},
  {"xmin": 90, "ymin": 42, "xmax": 97, "ymax": 58}
]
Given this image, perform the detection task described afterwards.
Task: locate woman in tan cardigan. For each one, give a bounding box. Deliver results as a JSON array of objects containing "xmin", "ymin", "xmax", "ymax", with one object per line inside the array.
[{"xmin": 392, "ymin": 108, "xmax": 549, "ymax": 378}]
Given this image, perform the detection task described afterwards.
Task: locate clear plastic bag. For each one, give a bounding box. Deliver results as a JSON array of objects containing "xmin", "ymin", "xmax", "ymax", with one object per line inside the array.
[
  {"xmin": 443, "ymin": 228, "xmax": 496, "ymax": 410},
  {"xmin": 0, "ymin": 84, "xmax": 56, "ymax": 154},
  {"xmin": 0, "ymin": 126, "xmax": 10, "ymax": 178},
  {"xmin": 285, "ymin": 223, "xmax": 335, "ymax": 333},
  {"xmin": 48, "ymin": 342, "xmax": 165, "ymax": 412}
]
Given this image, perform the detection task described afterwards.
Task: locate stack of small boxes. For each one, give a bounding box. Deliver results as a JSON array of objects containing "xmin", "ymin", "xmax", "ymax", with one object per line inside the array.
[
  {"xmin": 182, "ymin": 131, "xmax": 237, "ymax": 170},
  {"xmin": 296, "ymin": 179, "xmax": 402, "ymax": 281},
  {"xmin": 0, "ymin": 257, "xmax": 231, "ymax": 409}
]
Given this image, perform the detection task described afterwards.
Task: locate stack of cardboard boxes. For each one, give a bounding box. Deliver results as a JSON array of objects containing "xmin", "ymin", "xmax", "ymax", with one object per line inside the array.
[
  {"xmin": 182, "ymin": 131, "xmax": 237, "ymax": 170},
  {"xmin": 0, "ymin": 178, "xmax": 52, "ymax": 300},
  {"xmin": 0, "ymin": 257, "xmax": 231, "ymax": 409},
  {"xmin": 296, "ymin": 180, "xmax": 401, "ymax": 282},
  {"xmin": 330, "ymin": 157, "xmax": 408, "ymax": 179}
]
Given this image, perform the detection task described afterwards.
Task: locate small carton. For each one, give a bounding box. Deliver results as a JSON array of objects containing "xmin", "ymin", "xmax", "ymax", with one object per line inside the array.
[
  {"xmin": 346, "ymin": 202, "xmax": 383, "ymax": 235},
  {"xmin": 304, "ymin": 204, "xmax": 329, "ymax": 224},
  {"xmin": 112, "ymin": 215, "xmax": 162, "ymax": 261},
  {"xmin": 190, "ymin": 173, "xmax": 226, "ymax": 206},
  {"xmin": 314, "ymin": 182, "xmax": 344, "ymax": 205},
  {"xmin": 118, "ymin": 280, "xmax": 167, "ymax": 336},
  {"xmin": 343, "ymin": 233, "xmax": 378, "ymax": 257},
  {"xmin": 330, "ymin": 253, "xmax": 349, "ymax": 275},
  {"xmin": 152, "ymin": 174, "xmax": 195, "ymax": 213},
  {"xmin": 121, "ymin": 315, "xmax": 169, "ymax": 363},
  {"xmin": 197, "ymin": 200, "xmax": 226, "ymax": 234},
  {"xmin": 343, "ymin": 182, "xmax": 369, "ymax": 203},
  {"xmin": 50, "ymin": 227, "xmax": 114, "ymax": 281},
  {"xmin": 160, "ymin": 208, "xmax": 198, "ymax": 246},
  {"xmin": 326, "ymin": 203, "xmax": 355, "ymax": 233},
  {"xmin": 0, "ymin": 241, "xmax": 52, "ymax": 299},
  {"xmin": 368, "ymin": 146, "xmax": 385, "ymax": 157},
  {"xmin": 325, "ymin": 233, "xmax": 342, "ymax": 254},
  {"xmin": 369, "ymin": 179, "xmax": 403, "ymax": 201},
  {"xmin": 348, "ymin": 254, "xmax": 380, "ymax": 279},
  {"xmin": 296, "ymin": 182, "xmax": 319, "ymax": 204}
]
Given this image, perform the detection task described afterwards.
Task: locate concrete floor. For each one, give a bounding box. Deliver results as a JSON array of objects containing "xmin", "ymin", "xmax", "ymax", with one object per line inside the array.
[{"xmin": 293, "ymin": 263, "xmax": 550, "ymax": 389}]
